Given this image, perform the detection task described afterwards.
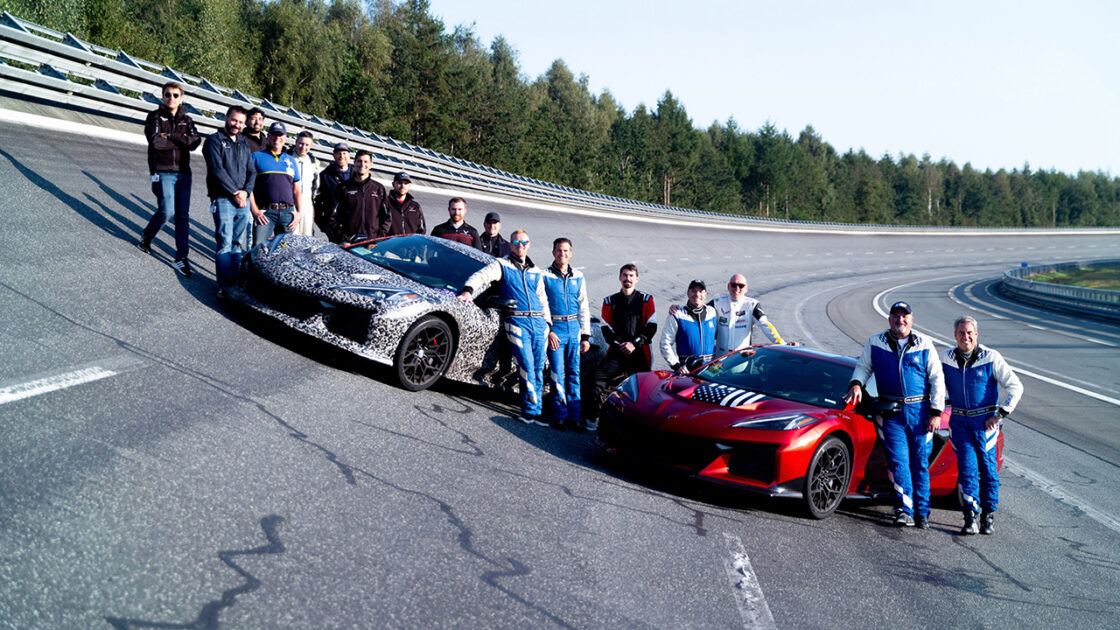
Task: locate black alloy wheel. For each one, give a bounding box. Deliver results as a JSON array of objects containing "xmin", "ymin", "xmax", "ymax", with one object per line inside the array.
[
  {"xmin": 394, "ymin": 316, "xmax": 454, "ymax": 391},
  {"xmin": 803, "ymin": 436, "xmax": 852, "ymax": 519}
]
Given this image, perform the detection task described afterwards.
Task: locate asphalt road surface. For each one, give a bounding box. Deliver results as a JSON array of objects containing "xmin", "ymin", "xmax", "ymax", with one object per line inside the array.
[{"xmin": 2, "ymin": 113, "xmax": 1120, "ymax": 629}]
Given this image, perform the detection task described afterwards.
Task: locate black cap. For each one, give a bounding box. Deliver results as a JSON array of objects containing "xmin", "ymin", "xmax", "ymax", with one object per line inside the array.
[
  {"xmin": 393, "ymin": 171, "xmax": 412, "ymax": 183},
  {"xmin": 688, "ymin": 279, "xmax": 707, "ymax": 291},
  {"xmin": 267, "ymin": 121, "xmax": 287, "ymax": 135},
  {"xmin": 890, "ymin": 301, "xmax": 912, "ymax": 315},
  {"xmin": 484, "ymin": 212, "xmax": 501, "ymax": 223}
]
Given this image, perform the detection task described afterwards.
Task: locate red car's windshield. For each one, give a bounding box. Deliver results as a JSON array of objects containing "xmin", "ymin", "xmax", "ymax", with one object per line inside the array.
[{"xmin": 694, "ymin": 347, "xmax": 855, "ymax": 409}]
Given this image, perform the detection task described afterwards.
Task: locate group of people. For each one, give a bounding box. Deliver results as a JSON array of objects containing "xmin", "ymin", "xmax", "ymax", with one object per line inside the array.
[
  {"xmin": 138, "ymin": 81, "xmax": 511, "ymax": 294},
  {"xmin": 139, "ymin": 82, "xmax": 1026, "ymax": 534},
  {"xmin": 844, "ymin": 303, "xmax": 1024, "ymax": 535},
  {"xmin": 457, "ymin": 240, "xmax": 790, "ymax": 433}
]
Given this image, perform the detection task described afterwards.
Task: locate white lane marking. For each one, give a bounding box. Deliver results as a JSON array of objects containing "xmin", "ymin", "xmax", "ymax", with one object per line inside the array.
[
  {"xmin": 2, "ymin": 366, "xmax": 116, "ymax": 405},
  {"xmin": 873, "ymin": 284, "xmax": 1120, "ymax": 406},
  {"xmin": 722, "ymin": 533, "xmax": 777, "ymax": 630},
  {"xmin": 957, "ymin": 280, "xmax": 1120, "ymax": 347},
  {"xmin": 1004, "ymin": 460, "xmax": 1120, "ymax": 536}
]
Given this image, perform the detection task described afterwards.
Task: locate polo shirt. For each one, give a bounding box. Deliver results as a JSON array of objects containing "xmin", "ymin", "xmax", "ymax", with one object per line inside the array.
[{"xmin": 251, "ymin": 149, "xmax": 301, "ymax": 206}]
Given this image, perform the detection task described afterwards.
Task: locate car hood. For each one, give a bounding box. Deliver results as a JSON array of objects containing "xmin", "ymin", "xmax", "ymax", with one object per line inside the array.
[
  {"xmin": 251, "ymin": 235, "xmax": 449, "ymax": 308},
  {"xmin": 626, "ymin": 371, "xmax": 831, "ymax": 434}
]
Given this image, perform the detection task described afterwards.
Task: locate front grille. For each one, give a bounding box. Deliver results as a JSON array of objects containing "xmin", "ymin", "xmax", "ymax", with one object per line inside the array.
[
  {"xmin": 601, "ymin": 406, "xmax": 725, "ymax": 473},
  {"xmin": 246, "ymin": 267, "xmax": 322, "ymax": 319},
  {"xmin": 726, "ymin": 444, "xmax": 778, "ymax": 484},
  {"xmin": 325, "ymin": 307, "xmax": 373, "ymax": 343}
]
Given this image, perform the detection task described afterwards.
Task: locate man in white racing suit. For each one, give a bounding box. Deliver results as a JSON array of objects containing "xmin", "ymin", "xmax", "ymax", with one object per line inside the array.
[{"xmin": 673, "ymin": 274, "xmax": 785, "ymax": 354}]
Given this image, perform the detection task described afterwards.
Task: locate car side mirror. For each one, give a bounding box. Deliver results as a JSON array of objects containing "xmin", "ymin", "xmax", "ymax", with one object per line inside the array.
[
  {"xmin": 483, "ymin": 295, "xmax": 518, "ymax": 313},
  {"xmin": 858, "ymin": 399, "xmax": 900, "ymax": 420}
]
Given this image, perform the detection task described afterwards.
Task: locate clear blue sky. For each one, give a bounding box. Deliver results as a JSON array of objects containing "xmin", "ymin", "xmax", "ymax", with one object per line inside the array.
[{"xmin": 426, "ymin": 0, "xmax": 1118, "ymax": 175}]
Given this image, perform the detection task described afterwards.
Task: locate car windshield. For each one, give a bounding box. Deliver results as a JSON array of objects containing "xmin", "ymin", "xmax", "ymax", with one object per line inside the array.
[
  {"xmin": 694, "ymin": 347, "xmax": 855, "ymax": 409},
  {"xmin": 344, "ymin": 235, "xmax": 488, "ymax": 292}
]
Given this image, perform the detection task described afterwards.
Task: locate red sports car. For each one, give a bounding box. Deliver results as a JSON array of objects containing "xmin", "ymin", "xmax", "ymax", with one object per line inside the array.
[{"xmin": 596, "ymin": 344, "xmax": 1002, "ymax": 518}]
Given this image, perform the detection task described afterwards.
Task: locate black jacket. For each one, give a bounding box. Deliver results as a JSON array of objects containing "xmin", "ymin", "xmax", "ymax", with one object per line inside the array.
[
  {"xmin": 478, "ymin": 232, "xmax": 510, "ymax": 257},
  {"xmin": 334, "ymin": 176, "xmax": 387, "ymax": 242},
  {"xmin": 379, "ymin": 193, "xmax": 426, "ymax": 236},
  {"xmin": 145, "ymin": 105, "xmax": 201, "ymax": 175},
  {"xmin": 203, "ymin": 131, "xmax": 256, "ymax": 201}
]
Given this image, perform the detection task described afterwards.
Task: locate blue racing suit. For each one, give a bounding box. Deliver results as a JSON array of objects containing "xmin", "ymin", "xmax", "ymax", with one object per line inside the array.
[
  {"xmin": 851, "ymin": 331, "xmax": 945, "ymax": 517},
  {"xmin": 463, "ymin": 254, "xmax": 551, "ymax": 417},
  {"xmin": 940, "ymin": 345, "xmax": 1023, "ymax": 515},
  {"xmin": 660, "ymin": 304, "xmax": 718, "ymax": 371},
  {"xmin": 542, "ymin": 263, "xmax": 591, "ymax": 422}
]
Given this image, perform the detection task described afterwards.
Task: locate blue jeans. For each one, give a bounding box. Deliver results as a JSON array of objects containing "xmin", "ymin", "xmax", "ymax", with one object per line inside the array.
[
  {"xmin": 211, "ymin": 198, "xmax": 250, "ymax": 289},
  {"xmin": 253, "ymin": 207, "xmax": 296, "ymax": 246},
  {"xmin": 143, "ymin": 171, "xmax": 192, "ymax": 260}
]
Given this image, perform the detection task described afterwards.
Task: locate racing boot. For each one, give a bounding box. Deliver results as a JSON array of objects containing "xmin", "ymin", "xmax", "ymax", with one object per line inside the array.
[
  {"xmin": 960, "ymin": 511, "xmax": 979, "ymax": 535},
  {"xmin": 893, "ymin": 510, "xmax": 915, "ymax": 527},
  {"xmin": 980, "ymin": 510, "xmax": 995, "ymax": 535}
]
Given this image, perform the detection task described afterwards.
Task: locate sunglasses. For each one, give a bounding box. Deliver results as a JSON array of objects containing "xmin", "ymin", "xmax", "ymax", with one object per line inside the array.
[
  {"xmin": 729, "ymin": 283, "xmax": 746, "ymax": 289},
  {"xmin": 511, "ymin": 239, "xmax": 530, "ymax": 246},
  {"xmin": 162, "ymin": 92, "xmax": 182, "ymax": 99}
]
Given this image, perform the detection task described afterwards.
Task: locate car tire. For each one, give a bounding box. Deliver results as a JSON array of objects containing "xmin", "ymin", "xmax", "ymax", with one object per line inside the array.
[
  {"xmin": 803, "ymin": 435, "xmax": 852, "ymax": 519},
  {"xmin": 394, "ymin": 316, "xmax": 455, "ymax": 391}
]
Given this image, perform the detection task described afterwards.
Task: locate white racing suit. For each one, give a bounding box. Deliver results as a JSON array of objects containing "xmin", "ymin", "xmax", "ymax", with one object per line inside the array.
[{"xmin": 711, "ymin": 295, "xmax": 783, "ymax": 355}]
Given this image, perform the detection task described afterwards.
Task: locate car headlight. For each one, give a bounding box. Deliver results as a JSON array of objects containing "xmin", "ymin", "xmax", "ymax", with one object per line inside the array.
[
  {"xmin": 329, "ymin": 285, "xmax": 420, "ymax": 302},
  {"xmin": 731, "ymin": 413, "xmax": 821, "ymax": 431}
]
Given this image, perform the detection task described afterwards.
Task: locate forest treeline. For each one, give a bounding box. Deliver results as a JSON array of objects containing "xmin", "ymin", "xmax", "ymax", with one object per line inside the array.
[{"xmin": 5, "ymin": 0, "xmax": 1118, "ymax": 227}]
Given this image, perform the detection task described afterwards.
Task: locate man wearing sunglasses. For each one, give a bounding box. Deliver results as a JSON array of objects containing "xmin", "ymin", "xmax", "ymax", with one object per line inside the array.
[
  {"xmin": 138, "ymin": 81, "xmax": 201, "ymax": 278},
  {"xmin": 458, "ymin": 231, "xmax": 551, "ymax": 426},
  {"xmin": 669, "ymin": 273, "xmax": 785, "ymax": 354}
]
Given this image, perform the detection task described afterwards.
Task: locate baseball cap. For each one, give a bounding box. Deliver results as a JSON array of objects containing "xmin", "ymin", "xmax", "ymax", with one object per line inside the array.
[
  {"xmin": 393, "ymin": 171, "xmax": 412, "ymax": 183},
  {"xmin": 268, "ymin": 121, "xmax": 287, "ymax": 135},
  {"xmin": 890, "ymin": 301, "xmax": 913, "ymax": 315},
  {"xmin": 688, "ymin": 279, "xmax": 707, "ymax": 291},
  {"xmin": 484, "ymin": 212, "xmax": 501, "ymax": 223},
  {"xmin": 333, "ymin": 142, "xmax": 350, "ymax": 152}
]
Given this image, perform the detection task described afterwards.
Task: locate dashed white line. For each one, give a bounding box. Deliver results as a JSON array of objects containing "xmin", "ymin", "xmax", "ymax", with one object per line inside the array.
[
  {"xmin": 0, "ymin": 359, "xmax": 139, "ymax": 405},
  {"xmin": 722, "ymin": 533, "xmax": 777, "ymax": 630}
]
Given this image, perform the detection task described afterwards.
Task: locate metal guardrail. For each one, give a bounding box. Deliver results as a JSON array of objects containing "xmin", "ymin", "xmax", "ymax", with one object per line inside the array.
[
  {"xmin": 1001, "ymin": 259, "xmax": 1120, "ymax": 321},
  {"xmin": 2, "ymin": 10, "xmax": 1119, "ymax": 235}
]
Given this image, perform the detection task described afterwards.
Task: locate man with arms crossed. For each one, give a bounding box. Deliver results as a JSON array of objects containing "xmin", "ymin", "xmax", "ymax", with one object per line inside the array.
[
  {"xmin": 940, "ymin": 315, "xmax": 1023, "ymax": 535},
  {"xmin": 590, "ymin": 264, "xmax": 656, "ymax": 428},
  {"xmin": 843, "ymin": 301, "xmax": 945, "ymax": 528}
]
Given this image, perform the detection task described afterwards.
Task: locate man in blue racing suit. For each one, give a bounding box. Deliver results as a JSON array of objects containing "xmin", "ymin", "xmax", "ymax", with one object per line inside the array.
[
  {"xmin": 940, "ymin": 315, "xmax": 1023, "ymax": 535},
  {"xmin": 458, "ymin": 230, "xmax": 551, "ymax": 426},
  {"xmin": 661, "ymin": 279, "xmax": 718, "ymax": 374},
  {"xmin": 542, "ymin": 238, "xmax": 591, "ymax": 431},
  {"xmin": 844, "ymin": 301, "xmax": 945, "ymax": 528}
]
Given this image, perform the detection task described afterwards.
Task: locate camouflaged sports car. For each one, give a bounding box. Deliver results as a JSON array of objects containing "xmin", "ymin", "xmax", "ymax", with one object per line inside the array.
[
  {"xmin": 596, "ymin": 344, "xmax": 997, "ymax": 518},
  {"xmin": 234, "ymin": 233, "xmax": 599, "ymax": 392}
]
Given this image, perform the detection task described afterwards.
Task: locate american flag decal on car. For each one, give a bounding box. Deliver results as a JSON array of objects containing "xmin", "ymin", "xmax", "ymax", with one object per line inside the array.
[{"xmin": 689, "ymin": 383, "xmax": 769, "ymax": 408}]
